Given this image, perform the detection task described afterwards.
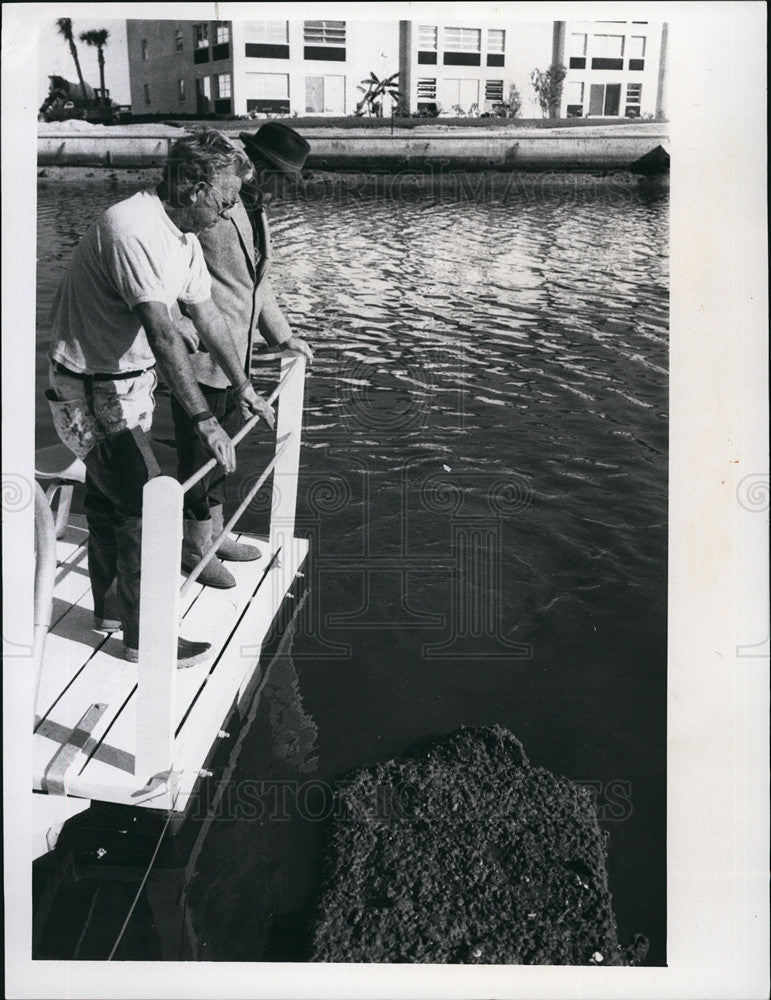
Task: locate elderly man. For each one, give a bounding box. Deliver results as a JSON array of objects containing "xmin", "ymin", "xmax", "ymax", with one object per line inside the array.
[
  {"xmin": 170, "ymin": 123, "xmax": 313, "ymax": 589},
  {"xmin": 46, "ymin": 130, "xmax": 273, "ymax": 667}
]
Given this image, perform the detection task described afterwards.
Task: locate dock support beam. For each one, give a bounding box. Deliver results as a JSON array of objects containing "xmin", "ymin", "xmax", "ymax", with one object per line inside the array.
[{"xmin": 135, "ymin": 476, "xmax": 183, "ymax": 784}]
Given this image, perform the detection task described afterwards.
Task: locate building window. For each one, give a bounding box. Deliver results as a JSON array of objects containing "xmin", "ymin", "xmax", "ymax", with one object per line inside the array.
[
  {"xmin": 625, "ymin": 82, "xmax": 642, "ymax": 117},
  {"xmin": 211, "ymin": 22, "xmax": 231, "ymax": 60},
  {"xmin": 305, "ymin": 74, "xmax": 346, "ymax": 114},
  {"xmin": 178, "ymin": 78, "xmax": 185, "ymax": 102},
  {"xmin": 247, "ymin": 20, "xmax": 289, "ymax": 44},
  {"xmin": 486, "ymin": 28, "xmax": 505, "ymax": 66},
  {"xmin": 417, "ymin": 24, "xmax": 438, "ymax": 64},
  {"xmin": 487, "ymin": 29, "xmax": 505, "ymax": 52},
  {"xmin": 440, "ymin": 77, "xmax": 480, "ymax": 113},
  {"xmin": 443, "ymin": 26, "xmax": 481, "ymax": 66},
  {"xmin": 304, "ymin": 20, "xmax": 345, "ymax": 45},
  {"xmin": 485, "ymin": 79, "xmax": 504, "ymax": 103},
  {"xmin": 417, "ymin": 78, "xmax": 436, "ymax": 99},
  {"xmin": 195, "ymin": 76, "xmax": 212, "ymax": 112},
  {"xmin": 141, "ymin": 39, "xmax": 148, "ymax": 62},
  {"xmin": 591, "ymin": 34, "xmax": 624, "ymax": 70},
  {"xmin": 304, "ymin": 20, "xmax": 346, "ymax": 60},
  {"xmin": 143, "ymin": 83, "xmax": 150, "ymax": 105},
  {"xmin": 444, "ymin": 26, "xmax": 481, "ymax": 51},
  {"xmin": 588, "ymin": 82, "xmax": 621, "ymax": 116},
  {"xmin": 418, "ymin": 25, "xmax": 437, "ymax": 49},
  {"xmin": 246, "ymin": 72, "xmax": 290, "ymax": 114},
  {"xmin": 216, "ymin": 73, "xmax": 232, "ymax": 99},
  {"xmin": 194, "ymin": 23, "xmax": 210, "ymax": 62},
  {"xmin": 569, "ymin": 32, "xmax": 587, "ymax": 69},
  {"xmin": 628, "ymin": 35, "xmax": 646, "ymax": 71},
  {"xmin": 566, "ymin": 80, "xmax": 584, "ymax": 116},
  {"xmin": 416, "ymin": 78, "xmax": 436, "ymax": 112},
  {"xmin": 245, "ymin": 20, "xmax": 289, "ymax": 58},
  {"xmin": 174, "ymin": 28, "xmax": 183, "ymax": 52}
]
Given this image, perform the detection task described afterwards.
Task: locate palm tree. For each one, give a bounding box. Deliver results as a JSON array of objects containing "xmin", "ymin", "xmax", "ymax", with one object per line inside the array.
[
  {"xmin": 80, "ymin": 28, "xmax": 110, "ymax": 105},
  {"xmin": 355, "ymin": 72, "xmax": 400, "ymax": 117},
  {"xmin": 56, "ymin": 18, "xmax": 88, "ymax": 105}
]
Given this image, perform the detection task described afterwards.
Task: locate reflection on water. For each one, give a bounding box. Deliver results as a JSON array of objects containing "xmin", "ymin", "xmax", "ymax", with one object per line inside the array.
[{"xmin": 34, "ymin": 170, "xmax": 668, "ymax": 963}]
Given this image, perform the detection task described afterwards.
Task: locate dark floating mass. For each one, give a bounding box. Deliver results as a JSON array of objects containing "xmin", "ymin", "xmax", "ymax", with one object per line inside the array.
[{"xmin": 311, "ymin": 725, "xmax": 649, "ymax": 965}]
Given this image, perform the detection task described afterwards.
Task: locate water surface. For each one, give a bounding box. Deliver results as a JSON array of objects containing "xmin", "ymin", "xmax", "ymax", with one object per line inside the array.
[{"xmin": 34, "ymin": 168, "xmax": 668, "ymax": 963}]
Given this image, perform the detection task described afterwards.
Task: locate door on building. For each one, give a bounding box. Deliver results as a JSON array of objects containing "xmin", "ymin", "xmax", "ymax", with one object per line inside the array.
[
  {"xmin": 323, "ymin": 75, "xmax": 345, "ymax": 114},
  {"xmin": 588, "ymin": 82, "xmax": 621, "ymax": 116},
  {"xmin": 195, "ymin": 76, "xmax": 211, "ymax": 115},
  {"xmin": 459, "ymin": 78, "xmax": 479, "ymax": 112},
  {"xmin": 305, "ymin": 75, "xmax": 345, "ymax": 114},
  {"xmin": 441, "ymin": 78, "xmax": 480, "ymax": 113},
  {"xmin": 246, "ymin": 73, "xmax": 290, "ymax": 115}
]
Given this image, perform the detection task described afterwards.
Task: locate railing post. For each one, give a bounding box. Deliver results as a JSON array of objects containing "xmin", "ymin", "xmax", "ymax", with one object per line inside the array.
[
  {"xmin": 135, "ymin": 476, "xmax": 183, "ymax": 783},
  {"xmin": 269, "ymin": 354, "xmax": 306, "ymax": 554}
]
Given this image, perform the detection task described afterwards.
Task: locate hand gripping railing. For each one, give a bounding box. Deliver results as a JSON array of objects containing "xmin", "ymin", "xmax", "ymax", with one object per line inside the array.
[{"xmin": 134, "ymin": 351, "xmax": 306, "ymax": 785}]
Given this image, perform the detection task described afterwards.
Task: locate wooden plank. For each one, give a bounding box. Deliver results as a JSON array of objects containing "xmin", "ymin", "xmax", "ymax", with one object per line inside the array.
[
  {"xmin": 35, "ymin": 600, "xmax": 107, "ymax": 729},
  {"xmin": 41, "ymin": 702, "xmax": 108, "ymax": 794},
  {"xmin": 34, "ymin": 573, "xmax": 205, "ymax": 802},
  {"xmin": 34, "ymin": 523, "xmax": 306, "ymax": 811},
  {"xmin": 76, "ymin": 532, "xmax": 272, "ymax": 803},
  {"xmin": 33, "ymin": 633, "xmax": 135, "ymax": 794},
  {"xmin": 171, "ymin": 537, "xmax": 308, "ymax": 811},
  {"xmin": 174, "ymin": 534, "xmax": 273, "ymax": 724},
  {"xmin": 51, "ymin": 543, "xmax": 91, "ymax": 630},
  {"xmin": 71, "ymin": 536, "xmax": 307, "ymax": 811}
]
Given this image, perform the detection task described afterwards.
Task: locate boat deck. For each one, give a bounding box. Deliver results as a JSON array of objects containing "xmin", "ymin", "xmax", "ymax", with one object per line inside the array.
[{"xmin": 34, "ymin": 514, "xmax": 307, "ymax": 814}]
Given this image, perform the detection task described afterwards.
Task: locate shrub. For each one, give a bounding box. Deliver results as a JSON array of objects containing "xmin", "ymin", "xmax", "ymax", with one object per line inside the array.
[{"xmin": 531, "ymin": 64, "xmax": 567, "ymax": 118}]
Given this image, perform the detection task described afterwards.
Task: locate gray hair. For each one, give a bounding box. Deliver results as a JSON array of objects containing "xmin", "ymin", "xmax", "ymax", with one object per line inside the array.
[{"xmin": 163, "ymin": 127, "xmax": 253, "ymax": 192}]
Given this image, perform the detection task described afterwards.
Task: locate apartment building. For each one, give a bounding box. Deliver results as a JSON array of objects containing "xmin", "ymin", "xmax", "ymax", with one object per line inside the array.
[
  {"xmin": 397, "ymin": 18, "xmax": 666, "ymax": 117},
  {"xmin": 126, "ymin": 18, "xmax": 399, "ymax": 116},
  {"xmin": 556, "ymin": 20, "xmax": 667, "ymax": 118},
  {"xmin": 398, "ymin": 20, "xmax": 554, "ymax": 116},
  {"xmin": 126, "ymin": 17, "xmax": 667, "ymax": 120}
]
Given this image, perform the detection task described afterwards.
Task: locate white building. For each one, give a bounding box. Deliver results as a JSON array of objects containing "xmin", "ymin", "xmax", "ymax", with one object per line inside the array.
[
  {"xmin": 398, "ymin": 19, "xmax": 553, "ymax": 117},
  {"xmin": 126, "ymin": 17, "xmax": 667, "ymax": 120},
  {"xmin": 557, "ymin": 19, "xmax": 667, "ymax": 118},
  {"xmin": 126, "ymin": 18, "xmax": 399, "ymax": 117}
]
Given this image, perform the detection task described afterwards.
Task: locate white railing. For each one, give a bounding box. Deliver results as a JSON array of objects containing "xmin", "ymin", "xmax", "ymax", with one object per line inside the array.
[{"xmin": 134, "ymin": 351, "xmax": 306, "ymax": 784}]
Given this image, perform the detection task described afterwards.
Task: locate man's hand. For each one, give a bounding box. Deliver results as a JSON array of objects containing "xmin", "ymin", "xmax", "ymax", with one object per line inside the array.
[
  {"xmin": 234, "ymin": 382, "xmax": 275, "ymax": 430},
  {"xmin": 283, "ymin": 336, "xmax": 313, "ymax": 363},
  {"xmin": 195, "ymin": 417, "xmax": 236, "ymax": 473}
]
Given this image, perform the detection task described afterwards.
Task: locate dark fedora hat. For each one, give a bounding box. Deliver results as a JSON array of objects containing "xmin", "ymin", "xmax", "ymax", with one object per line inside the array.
[{"xmin": 239, "ymin": 122, "xmax": 310, "ymax": 179}]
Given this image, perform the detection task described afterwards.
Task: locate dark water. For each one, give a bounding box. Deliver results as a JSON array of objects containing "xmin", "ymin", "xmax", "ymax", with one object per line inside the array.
[{"xmin": 34, "ymin": 169, "xmax": 668, "ymax": 963}]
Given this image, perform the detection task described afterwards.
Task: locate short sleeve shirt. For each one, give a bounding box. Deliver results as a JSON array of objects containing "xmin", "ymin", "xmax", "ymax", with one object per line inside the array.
[{"xmin": 49, "ymin": 189, "xmax": 211, "ymax": 374}]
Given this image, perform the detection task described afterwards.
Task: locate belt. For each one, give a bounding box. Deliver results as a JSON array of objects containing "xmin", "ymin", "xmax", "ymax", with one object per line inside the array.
[{"xmin": 53, "ymin": 361, "xmax": 154, "ymax": 382}]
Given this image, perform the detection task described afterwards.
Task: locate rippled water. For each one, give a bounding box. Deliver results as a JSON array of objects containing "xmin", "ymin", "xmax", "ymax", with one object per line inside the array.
[{"xmin": 34, "ymin": 170, "xmax": 668, "ymax": 963}]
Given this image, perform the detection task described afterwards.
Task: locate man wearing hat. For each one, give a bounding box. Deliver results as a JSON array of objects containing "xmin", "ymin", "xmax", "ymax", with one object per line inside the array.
[{"xmin": 171, "ymin": 123, "xmax": 313, "ymax": 589}]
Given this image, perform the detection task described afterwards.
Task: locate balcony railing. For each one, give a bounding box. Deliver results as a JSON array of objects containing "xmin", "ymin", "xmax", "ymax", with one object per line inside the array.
[{"xmin": 134, "ymin": 350, "xmax": 306, "ymax": 782}]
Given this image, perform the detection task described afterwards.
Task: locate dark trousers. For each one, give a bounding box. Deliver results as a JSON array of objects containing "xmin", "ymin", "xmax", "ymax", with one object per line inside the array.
[
  {"xmin": 83, "ymin": 426, "xmax": 161, "ymax": 648},
  {"xmin": 170, "ymin": 385, "xmax": 240, "ymax": 521}
]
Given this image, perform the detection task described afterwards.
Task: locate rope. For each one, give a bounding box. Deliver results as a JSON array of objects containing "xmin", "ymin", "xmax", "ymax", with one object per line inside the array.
[{"xmin": 107, "ymin": 798, "xmax": 176, "ymax": 960}]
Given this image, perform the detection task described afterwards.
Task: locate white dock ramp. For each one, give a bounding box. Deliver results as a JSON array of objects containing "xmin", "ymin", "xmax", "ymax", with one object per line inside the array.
[{"xmin": 33, "ymin": 352, "xmax": 308, "ymax": 838}]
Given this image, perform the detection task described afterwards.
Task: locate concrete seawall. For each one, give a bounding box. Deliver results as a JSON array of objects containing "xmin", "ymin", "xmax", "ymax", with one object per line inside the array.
[{"xmin": 38, "ymin": 123, "xmax": 669, "ymax": 172}]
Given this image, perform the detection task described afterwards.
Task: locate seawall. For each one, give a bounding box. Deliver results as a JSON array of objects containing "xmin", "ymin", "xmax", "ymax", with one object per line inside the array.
[{"xmin": 38, "ymin": 122, "xmax": 669, "ymax": 173}]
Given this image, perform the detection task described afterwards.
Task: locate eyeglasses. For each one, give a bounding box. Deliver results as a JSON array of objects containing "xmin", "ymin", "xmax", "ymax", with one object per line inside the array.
[{"xmin": 206, "ymin": 183, "xmax": 239, "ymax": 217}]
